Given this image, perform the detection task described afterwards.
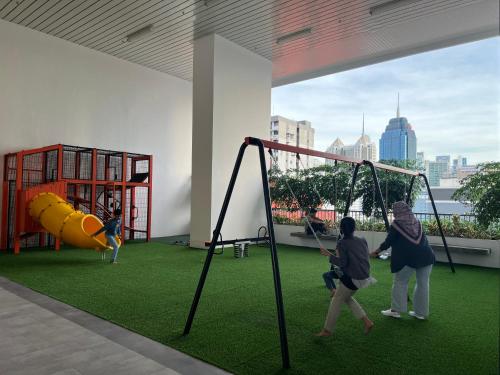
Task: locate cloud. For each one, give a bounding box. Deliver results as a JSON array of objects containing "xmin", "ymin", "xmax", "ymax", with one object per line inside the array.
[{"xmin": 272, "ymin": 37, "xmax": 500, "ymax": 164}]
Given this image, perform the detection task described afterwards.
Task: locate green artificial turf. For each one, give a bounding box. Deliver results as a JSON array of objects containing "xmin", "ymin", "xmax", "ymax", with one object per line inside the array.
[{"xmin": 0, "ymin": 242, "xmax": 498, "ymax": 375}]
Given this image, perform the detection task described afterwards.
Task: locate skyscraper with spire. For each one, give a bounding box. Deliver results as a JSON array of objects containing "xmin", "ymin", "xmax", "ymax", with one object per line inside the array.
[
  {"xmin": 379, "ymin": 94, "xmax": 417, "ymax": 161},
  {"xmin": 325, "ymin": 113, "xmax": 377, "ymax": 164},
  {"xmin": 354, "ymin": 113, "xmax": 377, "ymax": 161}
]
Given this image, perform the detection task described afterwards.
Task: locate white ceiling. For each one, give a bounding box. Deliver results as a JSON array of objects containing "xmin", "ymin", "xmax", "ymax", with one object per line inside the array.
[{"xmin": 1, "ymin": 0, "xmax": 498, "ymax": 85}]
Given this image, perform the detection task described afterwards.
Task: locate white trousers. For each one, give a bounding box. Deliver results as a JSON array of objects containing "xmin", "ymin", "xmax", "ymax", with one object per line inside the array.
[
  {"xmin": 392, "ymin": 265, "xmax": 433, "ymax": 317},
  {"xmin": 324, "ymin": 282, "xmax": 366, "ymax": 332}
]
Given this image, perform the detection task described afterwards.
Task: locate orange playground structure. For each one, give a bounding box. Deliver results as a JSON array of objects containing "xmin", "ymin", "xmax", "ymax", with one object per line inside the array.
[{"xmin": 1, "ymin": 144, "xmax": 152, "ymax": 254}]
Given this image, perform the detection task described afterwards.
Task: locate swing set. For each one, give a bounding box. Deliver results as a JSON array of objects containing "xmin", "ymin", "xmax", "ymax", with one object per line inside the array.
[{"xmin": 183, "ymin": 137, "xmax": 455, "ymax": 369}]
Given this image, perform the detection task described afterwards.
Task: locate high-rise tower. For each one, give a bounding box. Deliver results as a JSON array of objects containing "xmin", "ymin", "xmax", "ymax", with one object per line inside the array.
[{"xmin": 379, "ymin": 94, "xmax": 417, "ymax": 161}]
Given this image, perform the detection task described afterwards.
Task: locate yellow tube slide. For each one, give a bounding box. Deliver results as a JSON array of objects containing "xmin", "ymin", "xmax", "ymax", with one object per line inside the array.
[{"xmin": 28, "ymin": 192, "xmax": 120, "ymax": 250}]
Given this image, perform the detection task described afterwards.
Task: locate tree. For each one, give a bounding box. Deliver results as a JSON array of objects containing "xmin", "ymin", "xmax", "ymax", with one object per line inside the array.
[
  {"xmin": 269, "ymin": 160, "xmax": 421, "ymax": 217},
  {"xmin": 269, "ymin": 164, "xmax": 352, "ymax": 212},
  {"xmin": 354, "ymin": 160, "xmax": 422, "ymax": 218},
  {"xmin": 452, "ymin": 162, "xmax": 500, "ymax": 227}
]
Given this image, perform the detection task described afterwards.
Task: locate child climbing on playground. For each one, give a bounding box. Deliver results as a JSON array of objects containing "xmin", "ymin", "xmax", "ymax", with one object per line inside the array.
[
  {"xmin": 92, "ymin": 208, "xmax": 122, "ymax": 264},
  {"xmin": 316, "ymin": 216, "xmax": 375, "ymax": 337}
]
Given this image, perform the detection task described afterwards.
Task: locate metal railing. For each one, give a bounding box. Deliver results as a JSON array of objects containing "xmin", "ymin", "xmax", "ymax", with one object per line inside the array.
[
  {"xmin": 413, "ymin": 212, "xmax": 476, "ymax": 223},
  {"xmin": 272, "ymin": 208, "xmax": 476, "ymax": 224},
  {"xmin": 272, "ymin": 208, "xmax": 336, "ymax": 222}
]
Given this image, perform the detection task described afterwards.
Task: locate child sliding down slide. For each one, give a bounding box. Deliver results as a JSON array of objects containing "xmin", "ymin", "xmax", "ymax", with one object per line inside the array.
[{"xmin": 92, "ymin": 209, "xmax": 122, "ymax": 264}]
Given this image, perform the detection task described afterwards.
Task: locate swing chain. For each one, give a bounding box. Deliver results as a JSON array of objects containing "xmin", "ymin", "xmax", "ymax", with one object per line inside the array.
[{"xmin": 268, "ymin": 149, "xmax": 330, "ymax": 253}]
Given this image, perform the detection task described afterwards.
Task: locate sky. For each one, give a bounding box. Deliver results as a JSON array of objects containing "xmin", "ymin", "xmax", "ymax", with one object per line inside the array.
[{"xmin": 271, "ymin": 37, "xmax": 499, "ymax": 165}]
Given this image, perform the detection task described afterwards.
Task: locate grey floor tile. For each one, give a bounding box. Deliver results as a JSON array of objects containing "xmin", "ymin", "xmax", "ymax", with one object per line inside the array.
[{"xmin": 0, "ymin": 279, "xmax": 230, "ymax": 375}]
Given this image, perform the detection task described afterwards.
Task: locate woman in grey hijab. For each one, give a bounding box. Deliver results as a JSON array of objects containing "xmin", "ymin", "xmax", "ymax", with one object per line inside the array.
[{"xmin": 371, "ymin": 201, "xmax": 435, "ymax": 320}]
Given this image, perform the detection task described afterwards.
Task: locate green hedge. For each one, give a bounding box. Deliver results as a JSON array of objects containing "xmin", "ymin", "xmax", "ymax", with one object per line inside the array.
[{"xmin": 272, "ymin": 214, "xmax": 500, "ymax": 240}]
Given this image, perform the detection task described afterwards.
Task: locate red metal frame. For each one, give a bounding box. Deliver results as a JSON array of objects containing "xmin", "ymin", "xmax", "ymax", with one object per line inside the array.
[
  {"xmin": 1, "ymin": 144, "xmax": 152, "ymax": 253},
  {"xmin": 147, "ymin": 155, "xmax": 153, "ymax": 242},
  {"xmin": 13, "ymin": 151, "xmax": 24, "ymax": 254},
  {"xmin": 249, "ymin": 137, "xmax": 419, "ymax": 176},
  {"xmin": 91, "ymin": 149, "xmax": 97, "ymax": 214},
  {"xmin": 104, "ymin": 153, "xmax": 110, "ymax": 181},
  {"xmin": 1, "ymin": 153, "xmax": 11, "ymax": 251},
  {"xmin": 130, "ymin": 157, "xmax": 136, "ymax": 240},
  {"xmin": 121, "ymin": 152, "xmax": 127, "ymax": 238},
  {"xmin": 0, "ymin": 182, "xmax": 8, "ymax": 250},
  {"xmin": 75, "ymin": 150, "xmax": 80, "ymax": 180}
]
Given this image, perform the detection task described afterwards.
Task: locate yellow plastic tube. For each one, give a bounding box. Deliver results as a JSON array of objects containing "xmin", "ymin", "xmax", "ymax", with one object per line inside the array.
[{"xmin": 28, "ymin": 192, "xmax": 120, "ymax": 250}]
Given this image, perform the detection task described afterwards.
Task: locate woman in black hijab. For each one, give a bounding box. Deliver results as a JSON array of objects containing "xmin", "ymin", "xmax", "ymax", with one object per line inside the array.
[{"xmin": 371, "ymin": 201, "xmax": 435, "ymax": 320}]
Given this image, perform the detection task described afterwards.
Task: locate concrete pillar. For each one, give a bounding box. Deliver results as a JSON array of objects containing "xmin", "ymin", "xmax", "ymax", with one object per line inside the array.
[{"xmin": 190, "ymin": 34, "xmax": 272, "ymax": 248}]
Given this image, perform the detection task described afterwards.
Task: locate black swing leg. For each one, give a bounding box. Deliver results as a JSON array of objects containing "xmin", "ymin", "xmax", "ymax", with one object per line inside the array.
[
  {"xmin": 365, "ymin": 161, "xmax": 390, "ymax": 230},
  {"xmin": 406, "ymin": 176, "xmax": 416, "ymax": 205},
  {"xmin": 183, "ymin": 142, "xmax": 248, "ymax": 335},
  {"xmin": 184, "ymin": 139, "xmax": 290, "ymax": 369},
  {"xmin": 343, "ymin": 164, "xmax": 360, "ymax": 218},
  {"xmin": 256, "ymin": 140, "xmax": 291, "ymax": 369},
  {"xmin": 420, "ymin": 174, "xmax": 455, "ymax": 273}
]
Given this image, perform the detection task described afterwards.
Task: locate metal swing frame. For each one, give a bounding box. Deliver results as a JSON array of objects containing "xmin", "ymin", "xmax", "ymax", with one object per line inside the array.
[{"xmin": 183, "ymin": 136, "xmax": 455, "ymax": 370}]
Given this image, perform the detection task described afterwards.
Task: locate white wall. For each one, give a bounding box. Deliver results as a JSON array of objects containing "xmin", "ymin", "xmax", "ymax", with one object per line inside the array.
[
  {"xmin": 274, "ymin": 224, "xmax": 338, "ymax": 250},
  {"xmin": 429, "ymin": 236, "xmax": 500, "ymax": 269},
  {"xmin": 190, "ymin": 34, "xmax": 271, "ymax": 248},
  {"xmin": 0, "ymin": 19, "xmax": 192, "ymax": 238}
]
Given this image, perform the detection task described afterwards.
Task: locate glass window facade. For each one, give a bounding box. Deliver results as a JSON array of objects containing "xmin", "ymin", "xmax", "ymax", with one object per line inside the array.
[{"xmin": 379, "ymin": 117, "xmax": 417, "ymax": 161}]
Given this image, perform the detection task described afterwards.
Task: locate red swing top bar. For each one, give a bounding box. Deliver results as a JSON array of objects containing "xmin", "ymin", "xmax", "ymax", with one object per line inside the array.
[{"xmin": 244, "ymin": 137, "xmax": 419, "ymax": 176}]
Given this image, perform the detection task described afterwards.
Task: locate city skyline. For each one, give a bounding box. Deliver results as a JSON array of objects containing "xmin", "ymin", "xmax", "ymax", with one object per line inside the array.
[
  {"xmin": 325, "ymin": 115, "xmax": 377, "ymax": 163},
  {"xmin": 270, "ymin": 112, "xmax": 474, "ymax": 166},
  {"xmin": 271, "ymin": 37, "xmax": 499, "ymax": 164}
]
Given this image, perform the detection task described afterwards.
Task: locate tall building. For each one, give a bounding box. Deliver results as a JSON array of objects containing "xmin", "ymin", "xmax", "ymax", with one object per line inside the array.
[
  {"xmin": 379, "ymin": 95, "xmax": 417, "ymax": 161},
  {"xmin": 325, "ymin": 138, "xmax": 346, "ymax": 163},
  {"xmin": 452, "ymin": 155, "xmax": 467, "ymax": 175},
  {"xmin": 325, "ymin": 139, "xmax": 354, "ymax": 164},
  {"xmin": 427, "ymin": 161, "xmax": 449, "ymax": 186},
  {"xmin": 416, "ymin": 152, "xmax": 425, "ymax": 172},
  {"xmin": 270, "ymin": 115, "xmax": 315, "ymax": 171},
  {"xmin": 353, "ymin": 115, "xmax": 377, "ymax": 161},
  {"xmin": 436, "ymin": 155, "xmax": 451, "ymax": 163},
  {"xmin": 436, "ymin": 155, "xmax": 451, "ymax": 173},
  {"xmin": 325, "ymin": 115, "xmax": 377, "ymax": 164}
]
